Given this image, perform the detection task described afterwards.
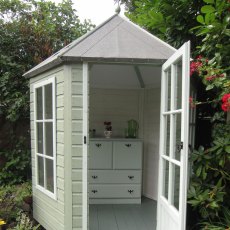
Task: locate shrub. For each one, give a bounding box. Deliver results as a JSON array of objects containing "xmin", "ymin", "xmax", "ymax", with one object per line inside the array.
[
  {"xmin": 0, "ymin": 137, "xmax": 31, "ymax": 186},
  {"xmin": 0, "ymin": 182, "xmax": 32, "ymax": 224},
  {"xmin": 8, "ymin": 211, "xmax": 40, "ymax": 230}
]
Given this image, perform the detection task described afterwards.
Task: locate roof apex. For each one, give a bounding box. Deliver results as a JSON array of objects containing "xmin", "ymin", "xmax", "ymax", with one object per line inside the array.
[{"xmin": 24, "ymin": 14, "xmax": 176, "ymax": 78}]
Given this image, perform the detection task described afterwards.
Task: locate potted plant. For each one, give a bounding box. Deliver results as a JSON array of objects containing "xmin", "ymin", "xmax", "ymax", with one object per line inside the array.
[{"xmin": 104, "ymin": 121, "xmax": 112, "ymax": 138}]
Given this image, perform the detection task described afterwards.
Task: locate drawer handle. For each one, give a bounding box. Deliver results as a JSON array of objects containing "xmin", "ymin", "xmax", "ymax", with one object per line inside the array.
[
  {"xmin": 92, "ymin": 175, "xmax": 98, "ymax": 179},
  {"xmin": 125, "ymin": 144, "xmax": 131, "ymax": 147},
  {"xmin": 95, "ymin": 143, "xmax": 102, "ymax": 147},
  {"xmin": 92, "ymin": 190, "xmax": 98, "ymax": 193},
  {"xmin": 128, "ymin": 176, "xmax": 134, "ymax": 180},
  {"xmin": 128, "ymin": 189, "xmax": 134, "ymax": 194}
]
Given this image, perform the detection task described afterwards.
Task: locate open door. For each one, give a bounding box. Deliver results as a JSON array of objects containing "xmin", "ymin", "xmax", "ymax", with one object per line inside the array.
[{"xmin": 157, "ymin": 41, "xmax": 190, "ymax": 230}]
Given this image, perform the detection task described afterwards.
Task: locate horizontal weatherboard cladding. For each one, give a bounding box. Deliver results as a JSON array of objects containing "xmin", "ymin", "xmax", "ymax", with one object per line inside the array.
[
  {"xmin": 30, "ymin": 67, "xmax": 65, "ymax": 230},
  {"xmin": 71, "ymin": 65, "xmax": 84, "ymax": 228}
]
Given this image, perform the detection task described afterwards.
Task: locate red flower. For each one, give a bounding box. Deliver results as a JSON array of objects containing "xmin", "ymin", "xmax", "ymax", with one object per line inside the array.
[
  {"xmin": 190, "ymin": 61, "xmax": 202, "ymax": 76},
  {"xmin": 221, "ymin": 94, "xmax": 230, "ymax": 112},
  {"xmin": 222, "ymin": 94, "xmax": 230, "ymax": 103}
]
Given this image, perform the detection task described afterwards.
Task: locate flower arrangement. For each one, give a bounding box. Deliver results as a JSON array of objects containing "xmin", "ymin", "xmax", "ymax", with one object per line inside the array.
[{"xmin": 104, "ymin": 121, "xmax": 112, "ymax": 131}]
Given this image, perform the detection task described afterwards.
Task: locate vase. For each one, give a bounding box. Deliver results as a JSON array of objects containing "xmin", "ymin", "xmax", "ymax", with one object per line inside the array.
[{"xmin": 104, "ymin": 130, "xmax": 112, "ymax": 138}]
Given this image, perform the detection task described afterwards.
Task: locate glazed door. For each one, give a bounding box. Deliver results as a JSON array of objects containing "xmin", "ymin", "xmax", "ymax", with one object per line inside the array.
[{"xmin": 157, "ymin": 41, "xmax": 190, "ymax": 230}]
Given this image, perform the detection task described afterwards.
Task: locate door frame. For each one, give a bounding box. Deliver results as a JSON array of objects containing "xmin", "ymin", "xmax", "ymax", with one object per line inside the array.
[
  {"xmin": 82, "ymin": 62, "xmax": 89, "ymax": 230},
  {"xmin": 82, "ymin": 43, "xmax": 190, "ymax": 229}
]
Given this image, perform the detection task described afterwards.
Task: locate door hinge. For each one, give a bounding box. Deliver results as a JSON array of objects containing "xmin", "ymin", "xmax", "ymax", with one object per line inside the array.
[{"xmin": 84, "ymin": 136, "xmax": 87, "ymax": 144}]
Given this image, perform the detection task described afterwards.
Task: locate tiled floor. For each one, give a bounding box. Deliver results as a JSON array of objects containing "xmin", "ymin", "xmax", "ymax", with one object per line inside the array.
[{"xmin": 89, "ymin": 197, "xmax": 157, "ymax": 230}]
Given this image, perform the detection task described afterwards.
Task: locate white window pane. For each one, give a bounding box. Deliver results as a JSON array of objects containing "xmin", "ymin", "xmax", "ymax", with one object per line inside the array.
[
  {"xmin": 173, "ymin": 113, "xmax": 181, "ymax": 161},
  {"xmin": 46, "ymin": 158, "xmax": 54, "ymax": 192},
  {"xmin": 37, "ymin": 123, "xmax": 43, "ymax": 154},
  {"xmin": 166, "ymin": 69, "xmax": 171, "ymax": 111},
  {"xmin": 45, "ymin": 84, "xmax": 53, "ymax": 119},
  {"xmin": 172, "ymin": 164, "xmax": 180, "ymax": 210},
  {"xmin": 175, "ymin": 60, "xmax": 182, "ymax": 110},
  {"xmin": 162, "ymin": 159, "xmax": 169, "ymax": 199},
  {"xmin": 36, "ymin": 87, "xmax": 43, "ymax": 120},
  {"xmin": 45, "ymin": 122, "xmax": 53, "ymax": 157},
  {"xmin": 38, "ymin": 156, "xmax": 44, "ymax": 187}
]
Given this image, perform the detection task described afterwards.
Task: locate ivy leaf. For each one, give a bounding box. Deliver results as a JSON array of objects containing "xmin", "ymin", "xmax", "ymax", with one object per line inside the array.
[{"xmin": 201, "ymin": 5, "xmax": 216, "ymax": 14}]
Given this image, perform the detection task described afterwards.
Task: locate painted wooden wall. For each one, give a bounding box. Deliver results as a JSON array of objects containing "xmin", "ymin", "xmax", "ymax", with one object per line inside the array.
[
  {"xmin": 89, "ymin": 87, "xmax": 161, "ymax": 201},
  {"xmin": 143, "ymin": 88, "xmax": 161, "ymax": 201},
  {"xmin": 71, "ymin": 65, "xmax": 84, "ymax": 230},
  {"xmin": 89, "ymin": 88, "xmax": 144, "ymax": 138},
  {"xmin": 30, "ymin": 67, "xmax": 66, "ymax": 230}
]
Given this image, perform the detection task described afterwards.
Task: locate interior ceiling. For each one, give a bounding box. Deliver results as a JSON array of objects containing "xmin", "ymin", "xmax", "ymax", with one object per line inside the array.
[{"xmin": 90, "ymin": 64, "xmax": 162, "ymax": 89}]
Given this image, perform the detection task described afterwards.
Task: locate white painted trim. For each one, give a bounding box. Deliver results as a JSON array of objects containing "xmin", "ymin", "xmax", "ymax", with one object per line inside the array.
[
  {"xmin": 33, "ymin": 76, "xmax": 57, "ymax": 200},
  {"xmin": 157, "ymin": 41, "xmax": 190, "ymax": 230},
  {"xmin": 82, "ymin": 62, "xmax": 89, "ymax": 230},
  {"xmin": 180, "ymin": 41, "xmax": 190, "ymax": 230}
]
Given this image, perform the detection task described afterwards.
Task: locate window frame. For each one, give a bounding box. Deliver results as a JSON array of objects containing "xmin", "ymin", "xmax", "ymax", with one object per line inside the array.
[{"xmin": 34, "ymin": 77, "xmax": 57, "ymax": 200}]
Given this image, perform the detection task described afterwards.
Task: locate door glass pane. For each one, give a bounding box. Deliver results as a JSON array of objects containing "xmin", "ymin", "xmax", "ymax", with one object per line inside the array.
[
  {"xmin": 38, "ymin": 156, "xmax": 44, "ymax": 186},
  {"xmin": 37, "ymin": 123, "xmax": 43, "ymax": 154},
  {"xmin": 46, "ymin": 158, "xmax": 54, "ymax": 192},
  {"xmin": 172, "ymin": 164, "xmax": 180, "ymax": 210},
  {"xmin": 166, "ymin": 69, "xmax": 171, "ymax": 111},
  {"xmin": 164, "ymin": 115, "xmax": 170, "ymax": 156},
  {"xmin": 45, "ymin": 83, "xmax": 53, "ymax": 119},
  {"xmin": 172, "ymin": 113, "xmax": 181, "ymax": 161},
  {"xmin": 175, "ymin": 59, "xmax": 182, "ymax": 110},
  {"xmin": 162, "ymin": 159, "xmax": 169, "ymax": 199},
  {"xmin": 36, "ymin": 87, "xmax": 43, "ymax": 120},
  {"xmin": 45, "ymin": 122, "xmax": 53, "ymax": 156}
]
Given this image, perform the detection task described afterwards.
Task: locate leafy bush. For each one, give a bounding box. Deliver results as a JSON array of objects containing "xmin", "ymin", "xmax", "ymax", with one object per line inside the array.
[
  {"xmin": 0, "ymin": 182, "xmax": 32, "ymax": 224},
  {"xmin": 9, "ymin": 211, "xmax": 40, "ymax": 230},
  {"xmin": 0, "ymin": 137, "xmax": 31, "ymax": 186}
]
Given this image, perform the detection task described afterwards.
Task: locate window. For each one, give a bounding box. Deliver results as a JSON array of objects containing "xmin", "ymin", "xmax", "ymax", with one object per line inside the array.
[{"xmin": 34, "ymin": 77, "xmax": 56, "ymax": 199}]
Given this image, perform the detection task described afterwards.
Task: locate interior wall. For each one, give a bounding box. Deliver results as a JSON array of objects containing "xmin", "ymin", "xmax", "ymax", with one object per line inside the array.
[
  {"xmin": 143, "ymin": 88, "xmax": 161, "ymax": 201},
  {"xmin": 89, "ymin": 88, "xmax": 144, "ymax": 138}
]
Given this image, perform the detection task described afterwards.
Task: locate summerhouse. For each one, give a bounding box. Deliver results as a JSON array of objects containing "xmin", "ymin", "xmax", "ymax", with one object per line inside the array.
[{"xmin": 24, "ymin": 14, "xmax": 193, "ymax": 230}]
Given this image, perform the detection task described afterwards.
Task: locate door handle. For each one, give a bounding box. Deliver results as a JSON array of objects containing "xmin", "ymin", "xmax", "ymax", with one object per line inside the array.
[
  {"xmin": 128, "ymin": 189, "xmax": 134, "ymax": 194},
  {"xmin": 92, "ymin": 175, "xmax": 98, "ymax": 179},
  {"xmin": 95, "ymin": 143, "xmax": 102, "ymax": 147},
  {"xmin": 128, "ymin": 176, "xmax": 134, "ymax": 180},
  {"xmin": 92, "ymin": 190, "xmax": 98, "ymax": 193},
  {"xmin": 125, "ymin": 144, "xmax": 131, "ymax": 147},
  {"xmin": 177, "ymin": 142, "xmax": 183, "ymax": 151}
]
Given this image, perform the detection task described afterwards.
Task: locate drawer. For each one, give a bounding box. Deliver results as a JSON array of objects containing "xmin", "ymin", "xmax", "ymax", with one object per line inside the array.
[
  {"xmin": 89, "ymin": 141, "xmax": 112, "ymax": 169},
  {"xmin": 113, "ymin": 141, "xmax": 142, "ymax": 169},
  {"xmin": 89, "ymin": 184, "xmax": 141, "ymax": 198},
  {"xmin": 89, "ymin": 170, "xmax": 141, "ymax": 184}
]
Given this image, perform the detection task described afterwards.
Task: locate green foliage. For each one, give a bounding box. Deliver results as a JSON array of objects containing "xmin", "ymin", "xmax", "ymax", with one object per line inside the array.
[
  {"xmin": 192, "ymin": 0, "xmax": 230, "ymax": 67},
  {"xmin": 0, "ymin": 182, "xmax": 32, "ymax": 223},
  {"xmin": 188, "ymin": 131, "xmax": 230, "ymax": 227},
  {"xmin": 120, "ymin": 0, "xmax": 205, "ymax": 50},
  {"xmin": 0, "ymin": 0, "xmax": 94, "ymax": 122},
  {"xmin": 0, "ymin": 137, "xmax": 31, "ymax": 186},
  {"xmin": 9, "ymin": 211, "xmax": 40, "ymax": 230}
]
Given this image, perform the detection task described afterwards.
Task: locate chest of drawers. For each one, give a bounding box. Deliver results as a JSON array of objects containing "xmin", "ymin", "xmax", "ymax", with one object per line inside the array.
[{"xmin": 89, "ymin": 139, "xmax": 143, "ymax": 204}]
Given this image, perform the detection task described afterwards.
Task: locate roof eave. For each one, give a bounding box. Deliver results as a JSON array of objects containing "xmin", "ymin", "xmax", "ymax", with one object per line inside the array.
[
  {"xmin": 23, "ymin": 57, "xmax": 64, "ymax": 79},
  {"xmin": 62, "ymin": 56, "xmax": 166, "ymax": 65}
]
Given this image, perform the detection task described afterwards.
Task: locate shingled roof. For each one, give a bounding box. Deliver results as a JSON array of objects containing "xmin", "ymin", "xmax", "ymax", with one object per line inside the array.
[{"xmin": 24, "ymin": 14, "xmax": 176, "ymax": 78}]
